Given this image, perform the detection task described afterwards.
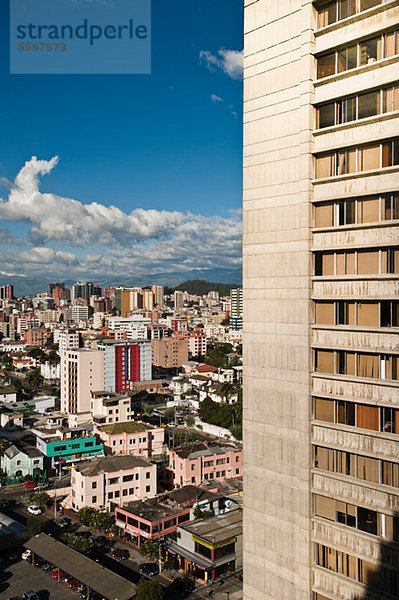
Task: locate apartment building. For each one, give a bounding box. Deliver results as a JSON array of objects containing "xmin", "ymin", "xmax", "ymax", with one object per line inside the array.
[
  {"xmin": 60, "ymin": 349, "xmax": 104, "ymax": 423},
  {"xmin": 167, "ymin": 442, "xmax": 243, "ymax": 488},
  {"xmin": 243, "ymin": 1, "xmax": 399, "ymax": 599},
  {"xmin": 94, "ymin": 420, "xmax": 165, "ymax": 458},
  {"xmin": 151, "ymin": 337, "xmax": 189, "ymax": 368},
  {"xmin": 97, "ymin": 339, "xmax": 152, "ymax": 392},
  {"xmin": 24, "ymin": 328, "xmax": 51, "ymax": 346},
  {"xmin": 57, "ymin": 330, "xmax": 80, "ymax": 353},
  {"xmin": 70, "ymin": 454, "xmax": 157, "ymax": 511}
]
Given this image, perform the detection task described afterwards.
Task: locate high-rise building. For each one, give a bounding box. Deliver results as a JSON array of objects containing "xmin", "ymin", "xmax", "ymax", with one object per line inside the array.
[
  {"xmin": 71, "ymin": 281, "xmax": 98, "ymax": 304},
  {"xmin": 230, "ymin": 288, "xmax": 243, "ymax": 331},
  {"xmin": 60, "ymin": 349, "xmax": 104, "ymax": 422},
  {"xmin": 97, "ymin": 340, "xmax": 152, "ymax": 393},
  {"xmin": 243, "ymin": 2, "xmax": 399, "ymax": 600},
  {"xmin": 49, "ymin": 282, "xmax": 66, "ymax": 306},
  {"xmin": 151, "ymin": 337, "xmax": 188, "ymax": 369},
  {"xmin": 152, "ymin": 285, "xmax": 164, "ymax": 307},
  {"xmin": 173, "ymin": 290, "xmax": 184, "ymax": 310},
  {"xmin": 142, "ymin": 288, "xmax": 154, "ymax": 311},
  {"xmin": 0, "ymin": 284, "xmax": 14, "ymax": 300}
]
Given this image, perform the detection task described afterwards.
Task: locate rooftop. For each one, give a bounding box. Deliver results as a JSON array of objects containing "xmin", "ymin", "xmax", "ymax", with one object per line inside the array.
[
  {"xmin": 172, "ymin": 441, "xmax": 239, "ymax": 460},
  {"xmin": 120, "ymin": 485, "xmax": 218, "ymax": 522},
  {"xmin": 75, "ymin": 454, "xmax": 152, "ymax": 476},
  {"xmin": 100, "ymin": 421, "xmax": 152, "ymax": 435},
  {"xmin": 182, "ymin": 507, "xmax": 242, "ymax": 545},
  {"xmin": 25, "ymin": 534, "xmax": 136, "ymax": 600}
]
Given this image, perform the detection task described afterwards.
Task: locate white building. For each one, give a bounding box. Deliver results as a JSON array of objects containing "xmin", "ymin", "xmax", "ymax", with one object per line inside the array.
[
  {"xmin": 57, "ymin": 330, "xmax": 80, "ymax": 353},
  {"xmin": 40, "ymin": 362, "xmax": 60, "ymax": 380},
  {"xmin": 60, "ymin": 349, "xmax": 104, "ymax": 424},
  {"xmin": 72, "ymin": 305, "xmax": 89, "ymax": 323}
]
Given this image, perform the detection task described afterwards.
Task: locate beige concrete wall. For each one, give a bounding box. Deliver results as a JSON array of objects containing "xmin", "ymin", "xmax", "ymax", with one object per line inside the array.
[{"xmin": 243, "ymin": 1, "xmax": 315, "ymax": 598}]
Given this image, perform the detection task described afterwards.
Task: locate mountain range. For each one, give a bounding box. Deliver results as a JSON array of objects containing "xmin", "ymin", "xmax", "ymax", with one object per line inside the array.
[{"xmin": 0, "ymin": 267, "xmax": 242, "ymax": 297}]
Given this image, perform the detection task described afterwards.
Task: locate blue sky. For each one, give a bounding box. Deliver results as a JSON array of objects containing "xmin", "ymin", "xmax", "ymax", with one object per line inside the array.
[{"xmin": 0, "ymin": 0, "xmax": 243, "ymax": 282}]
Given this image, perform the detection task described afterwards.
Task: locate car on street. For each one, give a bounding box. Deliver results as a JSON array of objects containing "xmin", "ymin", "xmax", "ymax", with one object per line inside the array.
[
  {"xmin": 92, "ymin": 535, "xmax": 108, "ymax": 548},
  {"xmin": 41, "ymin": 562, "xmax": 53, "ymax": 572},
  {"xmin": 67, "ymin": 578, "xmax": 80, "ymax": 588},
  {"xmin": 54, "ymin": 517, "xmax": 70, "ymax": 528},
  {"xmin": 112, "ymin": 547, "xmax": 130, "ymax": 560},
  {"xmin": 21, "ymin": 550, "xmax": 32, "ymax": 561},
  {"xmin": 27, "ymin": 505, "xmax": 42, "ymax": 516},
  {"xmin": 22, "ymin": 592, "xmax": 40, "ymax": 600},
  {"xmin": 34, "ymin": 480, "xmax": 50, "ymax": 491},
  {"xmin": 22, "ymin": 481, "xmax": 36, "ymax": 489},
  {"xmin": 139, "ymin": 562, "xmax": 159, "ymax": 577}
]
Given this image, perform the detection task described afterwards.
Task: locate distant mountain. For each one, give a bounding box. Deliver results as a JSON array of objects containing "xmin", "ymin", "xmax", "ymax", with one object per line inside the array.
[
  {"xmin": 0, "ymin": 266, "xmax": 242, "ymax": 297},
  {"xmin": 174, "ymin": 279, "xmax": 241, "ymax": 296}
]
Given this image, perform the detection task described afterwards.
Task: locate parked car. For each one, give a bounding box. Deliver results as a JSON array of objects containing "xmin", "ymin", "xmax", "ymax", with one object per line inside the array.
[
  {"xmin": 67, "ymin": 578, "xmax": 80, "ymax": 588},
  {"xmin": 27, "ymin": 505, "xmax": 42, "ymax": 516},
  {"xmin": 41, "ymin": 562, "xmax": 53, "ymax": 572},
  {"xmin": 92, "ymin": 535, "xmax": 108, "ymax": 548},
  {"xmin": 52, "ymin": 569, "xmax": 67, "ymax": 580},
  {"xmin": 22, "ymin": 481, "xmax": 36, "ymax": 489},
  {"xmin": 76, "ymin": 530, "xmax": 92, "ymax": 539},
  {"xmin": 139, "ymin": 563, "xmax": 159, "ymax": 577},
  {"xmin": 54, "ymin": 517, "xmax": 70, "ymax": 528},
  {"xmin": 21, "ymin": 550, "xmax": 32, "ymax": 561},
  {"xmin": 112, "ymin": 547, "xmax": 130, "ymax": 560},
  {"xmin": 22, "ymin": 592, "xmax": 39, "ymax": 600},
  {"xmin": 34, "ymin": 480, "xmax": 50, "ymax": 491}
]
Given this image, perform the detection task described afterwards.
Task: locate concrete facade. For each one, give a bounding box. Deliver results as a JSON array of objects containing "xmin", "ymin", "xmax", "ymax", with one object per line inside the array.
[{"xmin": 243, "ymin": 1, "xmax": 399, "ymax": 599}]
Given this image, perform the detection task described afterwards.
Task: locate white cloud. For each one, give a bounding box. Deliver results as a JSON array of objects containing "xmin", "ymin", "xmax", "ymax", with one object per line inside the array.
[
  {"xmin": 210, "ymin": 94, "xmax": 224, "ymax": 103},
  {"xmin": 0, "ymin": 228, "xmax": 18, "ymax": 244},
  {"xmin": 200, "ymin": 49, "xmax": 243, "ymax": 80},
  {"xmin": 0, "ymin": 156, "xmax": 243, "ymax": 279},
  {"xmin": 0, "ymin": 156, "xmax": 185, "ymax": 246}
]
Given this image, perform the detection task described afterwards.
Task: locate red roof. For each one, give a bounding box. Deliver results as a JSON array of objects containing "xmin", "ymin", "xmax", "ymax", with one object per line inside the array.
[{"xmin": 196, "ymin": 364, "xmax": 218, "ymax": 373}]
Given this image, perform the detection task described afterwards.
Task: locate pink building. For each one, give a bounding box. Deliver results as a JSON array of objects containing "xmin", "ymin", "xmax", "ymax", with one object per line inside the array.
[
  {"xmin": 71, "ymin": 454, "xmax": 157, "ymax": 512},
  {"xmin": 94, "ymin": 420, "xmax": 165, "ymax": 458},
  {"xmin": 167, "ymin": 442, "xmax": 243, "ymax": 488}
]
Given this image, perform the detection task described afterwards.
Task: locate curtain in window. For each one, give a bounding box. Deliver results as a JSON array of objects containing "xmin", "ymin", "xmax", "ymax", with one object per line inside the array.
[
  {"xmin": 315, "ymin": 204, "xmax": 333, "ymax": 227},
  {"xmin": 322, "ymin": 253, "xmax": 334, "ymax": 275},
  {"xmin": 382, "ymin": 142, "xmax": 392, "ymax": 167},
  {"xmin": 315, "ymin": 495, "xmax": 335, "ymax": 520},
  {"xmin": 385, "ymin": 31, "xmax": 396, "ymax": 58},
  {"xmin": 359, "ymin": 197, "xmax": 379, "ymax": 223},
  {"xmin": 346, "ymin": 352, "xmax": 356, "ymax": 375},
  {"xmin": 357, "ymin": 354, "xmax": 379, "ymax": 378},
  {"xmin": 347, "ymin": 302, "xmax": 356, "ymax": 324},
  {"xmin": 315, "ymin": 302, "xmax": 335, "ymax": 324},
  {"xmin": 317, "ymin": 54, "xmax": 336, "ymax": 78},
  {"xmin": 358, "ymin": 456, "xmax": 379, "ymax": 483},
  {"xmin": 316, "ymin": 154, "xmax": 334, "ymax": 178},
  {"xmin": 357, "ymin": 303, "xmax": 379, "ymax": 326},
  {"xmin": 316, "ymin": 350, "xmax": 335, "ymax": 373},
  {"xmin": 315, "ymin": 398, "xmax": 335, "ymax": 422},
  {"xmin": 357, "ymin": 404, "xmax": 379, "ymax": 429},
  {"xmin": 357, "ymin": 251, "xmax": 379, "ymax": 275},
  {"xmin": 315, "ymin": 446, "xmax": 334, "ymax": 471},
  {"xmin": 360, "ymin": 0, "xmax": 381, "ymax": 9},
  {"xmin": 360, "ymin": 144, "xmax": 380, "ymax": 171}
]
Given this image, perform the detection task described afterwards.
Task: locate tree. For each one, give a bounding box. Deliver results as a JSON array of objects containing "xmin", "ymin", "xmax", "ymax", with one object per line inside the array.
[
  {"xmin": 136, "ymin": 578, "xmax": 165, "ymax": 600},
  {"xmin": 27, "ymin": 516, "xmax": 42, "ymax": 537},
  {"xmin": 163, "ymin": 407, "xmax": 175, "ymax": 422},
  {"xmin": 139, "ymin": 539, "xmax": 160, "ymax": 561},
  {"xmin": 230, "ymin": 423, "xmax": 242, "ymax": 441},
  {"xmin": 31, "ymin": 492, "xmax": 53, "ymax": 508},
  {"xmin": 77, "ymin": 506, "xmax": 97, "ymax": 527},
  {"xmin": 184, "ymin": 415, "xmax": 195, "ymax": 428},
  {"xmin": 60, "ymin": 533, "xmax": 93, "ymax": 555},
  {"xmin": 141, "ymin": 402, "xmax": 154, "ymax": 416},
  {"xmin": 92, "ymin": 511, "xmax": 113, "ymax": 532},
  {"xmin": 24, "ymin": 368, "xmax": 44, "ymax": 393}
]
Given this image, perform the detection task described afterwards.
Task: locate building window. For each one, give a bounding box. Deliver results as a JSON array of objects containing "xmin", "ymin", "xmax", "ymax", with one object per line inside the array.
[
  {"xmin": 92, "ymin": 481, "xmax": 97, "ymax": 489},
  {"xmin": 92, "ymin": 496, "xmax": 97, "ymax": 503},
  {"xmin": 146, "ymin": 472, "xmax": 150, "ymax": 479},
  {"xmin": 146, "ymin": 485, "xmax": 150, "ymax": 493},
  {"xmin": 108, "ymin": 492, "xmax": 114, "ymax": 499}
]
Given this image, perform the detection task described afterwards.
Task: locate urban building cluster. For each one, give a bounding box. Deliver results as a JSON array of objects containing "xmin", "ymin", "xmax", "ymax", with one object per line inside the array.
[{"xmin": 0, "ymin": 279, "xmax": 243, "ymax": 584}]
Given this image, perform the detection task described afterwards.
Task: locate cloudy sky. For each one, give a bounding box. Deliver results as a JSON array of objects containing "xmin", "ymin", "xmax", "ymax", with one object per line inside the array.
[{"xmin": 0, "ymin": 0, "xmax": 243, "ymax": 282}]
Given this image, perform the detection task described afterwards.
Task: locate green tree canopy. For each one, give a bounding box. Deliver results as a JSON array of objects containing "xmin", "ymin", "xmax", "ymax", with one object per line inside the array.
[
  {"xmin": 60, "ymin": 532, "xmax": 93, "ymax": 555},
  {"xmin": 136, "ymin": 578, "xmax": 165, "ymax": 600},
  {"xmin": 184, "ymin": 415, "xmax": 195, "ymax": 428},
  {"xmin": 77, "ymin": 506, "xmax": 97, "ymax": 527},
  {"xmin": 31, "ymin": 492, "xmax": 53, "ymax": 508},
  {"xmin": 139, "ymin": 539, "xmax": 160, "ymax": 561}
]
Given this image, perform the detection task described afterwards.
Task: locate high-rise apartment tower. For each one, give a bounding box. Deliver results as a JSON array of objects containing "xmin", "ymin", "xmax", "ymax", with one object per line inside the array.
[{"xmin": 243, "ymin": 1, "xmax": 399, "ymax": 599}]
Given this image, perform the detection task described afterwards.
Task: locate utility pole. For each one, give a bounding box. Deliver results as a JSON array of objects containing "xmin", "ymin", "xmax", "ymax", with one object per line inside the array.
[{"xmin": 158, "ymin": 537, "xmax": 162, "ymax": 574}]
